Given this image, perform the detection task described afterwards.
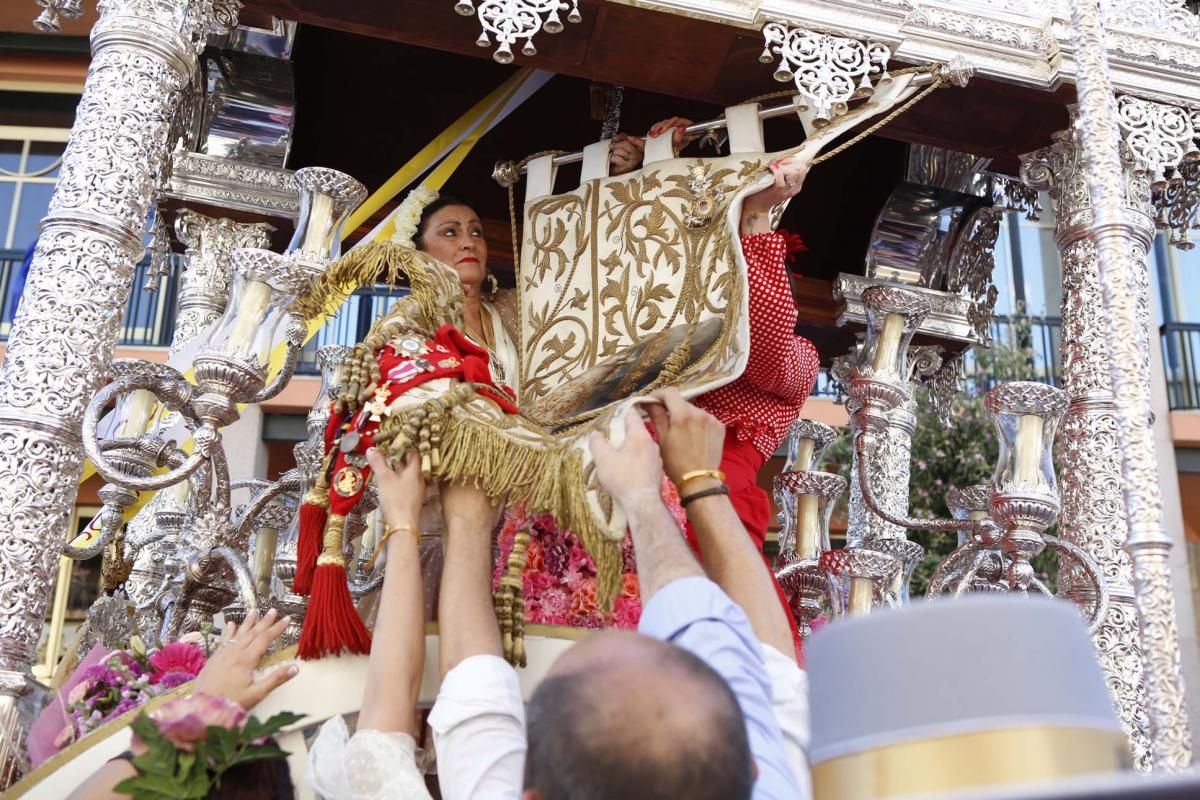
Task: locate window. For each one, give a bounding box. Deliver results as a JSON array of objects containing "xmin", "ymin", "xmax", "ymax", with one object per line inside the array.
[
  {"xmin": 0, "ymin": 126, "xmax": 69, "ymax": 339},
  {"xmin": 0, "ymin": 126, "xmax": 67, "ymax": 252}
]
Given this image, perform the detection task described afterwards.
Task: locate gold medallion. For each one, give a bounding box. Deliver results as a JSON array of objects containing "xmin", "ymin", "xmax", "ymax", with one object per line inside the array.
[{"xmin": 333, "ymin": 466, "xmax": 365, "ymax": 498}]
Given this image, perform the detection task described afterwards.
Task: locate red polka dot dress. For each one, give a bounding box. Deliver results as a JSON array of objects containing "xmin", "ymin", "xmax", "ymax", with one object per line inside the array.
[
  {"xmin": 693, "ymin": 231, "xmax": 820, "ymax": 542},
  {"xmin": 690, "ymin": 231, "xmax": 820, "ymax": 657}
]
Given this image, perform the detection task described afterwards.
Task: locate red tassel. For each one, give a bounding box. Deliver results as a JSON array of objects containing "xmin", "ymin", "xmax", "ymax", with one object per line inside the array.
[
  {"xmin": 291, "ymin": 500, "xmax": 325, "ymax": 596},
  {"xmin": 298, "ymin": 563, "xmax": 372, "ymax": 660}
]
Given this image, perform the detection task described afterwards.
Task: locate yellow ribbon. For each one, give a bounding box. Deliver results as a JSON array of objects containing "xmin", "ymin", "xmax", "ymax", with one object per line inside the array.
[{"xmin": 73, "ymin": 68, "xmax": 537, "ymax": 543}]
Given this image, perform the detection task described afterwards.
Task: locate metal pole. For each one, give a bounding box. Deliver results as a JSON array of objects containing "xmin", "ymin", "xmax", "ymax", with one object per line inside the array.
[
  {"xmin": 1021, "ymin": 128, "xmax": 1156, "ymax": 769},
  {"xmin": 0, "ymin": 0, "xmax": 239, "ymax": 785},
  {"xmin": 1064, "ymin": 0, "xmax": 1192, "ymax": 770}
]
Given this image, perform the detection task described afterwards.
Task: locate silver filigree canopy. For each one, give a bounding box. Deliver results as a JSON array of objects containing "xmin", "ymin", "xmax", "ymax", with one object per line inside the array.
[
  {"xmin": 454, "ymin": 0, "xmax": 582, "ymax": 63},
  {"xmin": 761, "ymin": 23, "xmax": 892, "ymax": 125}
]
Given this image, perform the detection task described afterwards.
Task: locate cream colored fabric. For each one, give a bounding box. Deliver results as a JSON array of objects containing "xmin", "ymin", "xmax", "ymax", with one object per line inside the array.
[
  {"xmin": 515, "ymin": 74, "xmax": 925, "ymax": 430},
  {"xmin": 525, "ymin": 154, "xmax": 558, "ymax": 203},
  {"xmin": 581, "ymin": 140, "xmax": 612, "ymax": 183},
  {"xmin": 481, "ymin": 299, "xmax": 520, "ymax": 397},
  {"xmin": 726, "ymin": 103, "xmax": 765, "ymax": 154},
  {"xmin": 643, "ymin": 129, "xmax": 676, "ymax": 164},
  {"xmin": 307, "ymin": 716, "xmax": 432, "ymax": 800},
  {"xmin": 516, "ymin": 153, "xmax": 763, "ymax": 427}
]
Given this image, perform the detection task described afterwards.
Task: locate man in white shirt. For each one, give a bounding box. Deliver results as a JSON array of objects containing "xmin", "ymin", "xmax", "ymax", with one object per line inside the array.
[{"xmin": 428, "ymin": 399, "xmax": 807, "ymax": 800}]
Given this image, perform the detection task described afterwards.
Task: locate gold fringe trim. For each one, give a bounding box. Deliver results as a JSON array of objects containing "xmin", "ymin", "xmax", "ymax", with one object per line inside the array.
[
  {"xmin": 377, "ymin": 401, "xmax": 622, "ymax": 610},
  {"xmin": 291, "ymin": 241, "xmax": 463, "ymax": 332}
]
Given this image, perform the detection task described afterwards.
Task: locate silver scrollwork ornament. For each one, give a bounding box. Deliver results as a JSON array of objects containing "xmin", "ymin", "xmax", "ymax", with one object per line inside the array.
[
  {"xmin": 1062, "ymin": 0, "xmax": 1192, "ymax": 771},
  {"xmin": 0, "ymin": 0, "xmax": 241, "ymax": 784}
]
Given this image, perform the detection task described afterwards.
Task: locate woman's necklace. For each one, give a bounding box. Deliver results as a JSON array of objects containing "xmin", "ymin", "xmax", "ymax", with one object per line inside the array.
[{"xmin": 465, "ymin": 304, "xmax": 493, "ymax": 352}]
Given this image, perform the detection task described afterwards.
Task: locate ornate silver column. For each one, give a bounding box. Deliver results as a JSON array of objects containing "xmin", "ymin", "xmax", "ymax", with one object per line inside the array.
[
  {"xmin": 1021, "ymin": 125, "xmax": 1155, "ymax": 769},
  {"xmin": 1061, "ymin": 0, "xmax": 1192, "ymax": 771},
  {"xmin": 0, "ymin": 0, "xmax": 238, "ymax": 785},
  {"xmin": 846, "ymin": 397, "xmax": 915, "ymax": 545}
]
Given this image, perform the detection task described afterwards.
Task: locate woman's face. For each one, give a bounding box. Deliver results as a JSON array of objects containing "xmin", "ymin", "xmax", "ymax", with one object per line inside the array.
[{"xmin": 418, "ymin": 204, "xmax": 488, "ymax": 291}]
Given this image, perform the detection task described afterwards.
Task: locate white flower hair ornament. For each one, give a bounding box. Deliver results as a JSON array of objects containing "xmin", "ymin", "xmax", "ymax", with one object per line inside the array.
[{"xmin": 390, "ymin": 186, "xmax": 440, "ymax": 248}]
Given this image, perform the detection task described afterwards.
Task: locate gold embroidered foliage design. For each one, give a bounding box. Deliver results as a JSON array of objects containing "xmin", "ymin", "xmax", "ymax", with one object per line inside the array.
[{"xmin": 518, "ymin": 157, "xmax": 763, "ymax": 421}]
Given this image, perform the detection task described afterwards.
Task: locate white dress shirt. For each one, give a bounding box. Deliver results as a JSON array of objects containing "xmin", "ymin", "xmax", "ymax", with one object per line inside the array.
[{"xmin": 427, "ymin": 654, "xmax": 526, "ymax": 800}]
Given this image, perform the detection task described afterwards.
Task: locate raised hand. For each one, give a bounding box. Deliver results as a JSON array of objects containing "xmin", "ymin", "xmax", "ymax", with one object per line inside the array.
[
  {"xmin": 194, "ymin": 608, "xmax": 297, "ymax": 711},
  {"xmin": 648, "ymin": 116, "xmax": 696, "ymax": 149},
  {"xmin": 366, "ymin": 447, "xmax": 425, "ymax": 530},
  {"xmin": 609, "ymin": 132, "xmax": 646, "ymax": 175},
  {"xmin": 645, "ymin": 387, "xmax": 725, "ymax": 490},
  {"xmin": 588, "ymin": 406, "xmax": 664, "ymax": 512},
  {"xmin": 741, "ymin": 158, "xmax": 810, "ymax": 235}
]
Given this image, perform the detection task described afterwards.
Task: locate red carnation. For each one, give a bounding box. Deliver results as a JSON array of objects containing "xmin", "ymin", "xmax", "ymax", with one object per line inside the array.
[{"xmin": 780, "ymin": 229, "xmax": 808, "ymax": 264}]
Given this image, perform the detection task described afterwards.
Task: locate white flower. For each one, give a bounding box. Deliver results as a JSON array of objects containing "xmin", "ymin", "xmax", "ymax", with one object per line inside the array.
[{"xmin": 390, "ymin": 187, "xmax": 439, "ymax": 248}]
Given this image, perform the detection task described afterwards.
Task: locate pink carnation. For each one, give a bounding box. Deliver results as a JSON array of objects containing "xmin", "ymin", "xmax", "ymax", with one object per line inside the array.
[
  {"xmin": 144, "ymin": 693, "xmax": 247, "ymax": 752},
  {"xmin": 67, "ymin": 679, "xmax": 96, "ymax": 706},
  {"xmin": 567, "ymin": 542, "xmax": 593, "ymax": 574},
  {"xmin": 539, "ymin": 587, "xmax": 571, "ymax": 619},
  {"xmin": 612, "ymin": 596, "xmax": 642, "ymax": 629},
  {"xmin": 523, "ymin": 570, "xmax": 556, "ymax": 598},
  {"xmin": 53, "ymin": 725, "xmax": 76, "ymax": 750},
  {"xmin": 148, "ymin": 642, "xmax": 205, "ymax": 685}
]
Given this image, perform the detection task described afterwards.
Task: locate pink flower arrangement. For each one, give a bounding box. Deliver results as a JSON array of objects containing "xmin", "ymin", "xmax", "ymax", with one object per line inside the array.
[
  {"xmin": 149, "ymin": 642, "xmax": 206, "ymax": 685},
  {"xmin": 496, "ymin": 488, "xmax": 681, "ymax": 630},
  {"xmin": 57, "ymin": 639, "xmax": 207, "ymax": 751},
  {"xmin": 140, "ymin": 693, "xmax": 247, "ymax": 752}
]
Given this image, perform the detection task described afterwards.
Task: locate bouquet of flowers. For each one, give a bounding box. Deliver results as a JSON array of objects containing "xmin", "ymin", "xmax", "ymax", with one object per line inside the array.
[
  {"xmin": 54, "ymin": 633, "xmax": 212, "ymax": 751},
  {"xmin": 115, "ymin": 694, "xmax": 300, "ymax": 800}
]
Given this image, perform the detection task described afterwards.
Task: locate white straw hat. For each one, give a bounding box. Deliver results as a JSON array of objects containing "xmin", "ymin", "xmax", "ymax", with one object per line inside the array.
[{"xmin": 806, "ymin": 594, "xmax": 1128, "ymax": 799}]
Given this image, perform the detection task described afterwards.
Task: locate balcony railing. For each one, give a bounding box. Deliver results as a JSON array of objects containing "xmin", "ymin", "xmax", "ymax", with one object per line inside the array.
[
  {"xmin": 296, "ymin": 287, "xmax": 411, "ymax": 374},
  {"xmin": 0, "ymin": 248, "xmax": 182, "ymax": 347},
  {"xmin": 0, "ymin": 249, "xmax": 1197, "ymax": 410},
  {"xmin": 1163, "ymin": 322, "xmax": 1200, "ymax": 411}
]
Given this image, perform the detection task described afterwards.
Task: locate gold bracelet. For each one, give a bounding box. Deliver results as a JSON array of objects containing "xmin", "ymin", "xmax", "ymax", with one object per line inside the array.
[
  {"xmin": 366, "ymin": 523, "xmax": 419, "ymax": 570},
  {"xmin": 679, "ymin": 469, "xmax": 726, "ymax": 490}
]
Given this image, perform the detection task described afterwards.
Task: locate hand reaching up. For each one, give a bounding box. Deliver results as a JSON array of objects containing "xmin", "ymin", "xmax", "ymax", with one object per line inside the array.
[
  {"xmin": 367, "ymin": 448, "xmax": 425, "ymax": 529},
  {"xmin": 194, "ymin": 608, "xmax": 297, "ymax": 711},
  {"xmin": 645, "ymin": 388, "xmax": 725, "ymax": 490},
  {"xmin": 589, "ymin": 406, "xmax": 664, "ymax": 513}
]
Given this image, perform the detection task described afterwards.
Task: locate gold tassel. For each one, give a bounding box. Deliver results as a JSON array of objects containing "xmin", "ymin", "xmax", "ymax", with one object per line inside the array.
[
  {"xmin": 495, "ymin": 527, "xmax": 531, "ymax": 667},
  {"xmin": 291, "ymin": 242, "xmax": 463, "ymax": 332}
]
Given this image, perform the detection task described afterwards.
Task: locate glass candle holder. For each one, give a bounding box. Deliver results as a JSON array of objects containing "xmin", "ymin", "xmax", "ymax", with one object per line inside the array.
[
  {"xmin": 859, "ymin": 538, "xmax": 925, "ymax": 605},
  {"xmin": 204, "ymin": 249, "xmax": 309, "ymax": 365},
  {"xmin": 309, "ymin": 345, "xmax": 353, "ymax": 439},
  {"xmin": 821, "ymin": 549, "xmax": 901, "ymax": 619},
  {"xmin": 286, "ymin": 167, "xmax": 368, "ymax": 265},
  {"xmin": 781, "ymin": 419, "xmax": 839, "ymax": 473},
  {"xmin": 115, "ymin": 389, "xmax": 160, "ymax": 439},
  {"xmin": 984, "ymin": 382, "xmax": 1068, "ymax": 494},
  {"xmin": 857, "ymin": 286, "xmax": 931, "ymax": 382},
  {"xmin": 947, "ymin": 484, "xmax": 991, "ymax": 548},
  {"xmin": 775, "ymin": 471, "xmax": 846, "ymax": 562}
]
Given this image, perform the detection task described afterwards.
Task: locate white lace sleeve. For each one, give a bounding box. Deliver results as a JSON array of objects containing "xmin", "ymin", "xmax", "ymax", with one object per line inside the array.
[{"xmin": 307, "ymin": 716, "xmax": 434, "ymax": 800}]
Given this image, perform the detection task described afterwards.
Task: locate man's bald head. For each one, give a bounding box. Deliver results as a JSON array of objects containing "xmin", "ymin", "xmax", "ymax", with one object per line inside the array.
[{"xmin": 523, "ymin": 631, "xmax": 753, "ymax": 800}]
